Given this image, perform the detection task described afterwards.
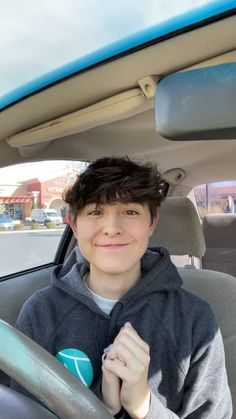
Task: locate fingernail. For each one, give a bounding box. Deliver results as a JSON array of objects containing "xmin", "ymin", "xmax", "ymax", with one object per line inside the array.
[
  {"xmin": 125, "ymin": 322, "xmax": 132, "ymax": 328},
  {"xmin": 102, "ymin": 345, "xmax": 112, "ymax": 360},
  {"xmin": 103, "ymin": 345, "xmax": 111, "ymax": 355}
]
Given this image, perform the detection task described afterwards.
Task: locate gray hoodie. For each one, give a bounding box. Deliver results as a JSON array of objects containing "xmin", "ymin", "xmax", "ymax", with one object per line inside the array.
[{"xmin": 11, "ymin": 247, "xmax": 232, "ymax": 418}]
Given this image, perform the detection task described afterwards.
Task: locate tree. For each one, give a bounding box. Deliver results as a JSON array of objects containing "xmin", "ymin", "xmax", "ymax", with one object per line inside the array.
[
  {"xmin": 65, "ymin": 161, "xmax": 89, "ymax": 176},
  {"xmin": 0, "ymin": 203, "xmax": 5, "ymax": 214}
]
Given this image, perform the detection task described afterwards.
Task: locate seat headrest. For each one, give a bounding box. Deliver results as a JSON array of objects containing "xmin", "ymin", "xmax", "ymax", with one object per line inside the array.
[
  {"xmin": 149, "ymin": 197, "xmax": 206, "ymax": 258},
  {"xmin": 202, "ymin": 214, "xmax": 236, "ymax": 248}
]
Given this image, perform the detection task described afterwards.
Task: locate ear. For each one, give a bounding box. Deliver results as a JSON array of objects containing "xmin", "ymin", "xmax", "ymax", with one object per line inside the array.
[
  {"xmin": 149, "ymin": 212, "xmax": 159, "ymax": 237},
  {"xmin": 68, "ymin": 213, "xmax": 78, "ymax": 240}
]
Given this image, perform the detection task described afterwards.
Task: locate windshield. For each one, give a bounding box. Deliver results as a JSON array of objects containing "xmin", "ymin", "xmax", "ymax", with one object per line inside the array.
[
  {"xmin": 46, "ymin": 212, "xmax": 58, "ymax": 217},
  {"xmin": 1, "ymin": 0, "xmax": 235, "ymax": 109}
]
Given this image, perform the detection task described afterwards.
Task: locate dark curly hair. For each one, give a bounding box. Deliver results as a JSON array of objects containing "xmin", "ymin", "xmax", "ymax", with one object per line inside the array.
[{"xmin": 63, "ymin": 156, "xmax": 167, "ymax": 222}]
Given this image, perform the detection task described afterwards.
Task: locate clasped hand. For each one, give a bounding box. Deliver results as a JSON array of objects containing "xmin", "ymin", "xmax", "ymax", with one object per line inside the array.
[{"xmin": 102, "ymin": 322, "xmax": 151, "ymax": 419}]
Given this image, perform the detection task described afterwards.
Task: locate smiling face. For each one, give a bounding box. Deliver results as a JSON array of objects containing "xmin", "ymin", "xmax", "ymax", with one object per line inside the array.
[{"xmin": 70, "ymin": 202, "xmax": 158, "ymax": 278}]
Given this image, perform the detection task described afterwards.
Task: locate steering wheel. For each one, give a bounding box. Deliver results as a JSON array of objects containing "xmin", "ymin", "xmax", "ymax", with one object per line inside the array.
[{"xmin": 0, "ymin": 320, "xmax": 113, "ymax": 419}]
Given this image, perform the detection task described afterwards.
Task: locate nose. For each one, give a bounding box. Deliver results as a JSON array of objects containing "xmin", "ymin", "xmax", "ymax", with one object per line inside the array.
[{"xmin": 102, "ymin": 214, "xmax": 122, "ymax": 236}]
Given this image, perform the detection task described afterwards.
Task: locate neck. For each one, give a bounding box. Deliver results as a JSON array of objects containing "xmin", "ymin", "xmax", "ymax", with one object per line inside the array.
[{"xmin": 87, "ymin": 264, "xmax": 141, "ymax": 300}]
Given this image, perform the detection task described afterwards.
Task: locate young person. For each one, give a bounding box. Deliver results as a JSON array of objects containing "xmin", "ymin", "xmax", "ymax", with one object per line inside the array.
[{"xmin": 11, "ymin": 156, "xmax": 232, "ymax": 418}]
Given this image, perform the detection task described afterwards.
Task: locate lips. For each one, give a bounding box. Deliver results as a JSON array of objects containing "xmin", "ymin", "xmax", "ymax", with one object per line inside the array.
[{"xmin": 97, "ymin": 244, "xmax": 129, "ymax": 248}]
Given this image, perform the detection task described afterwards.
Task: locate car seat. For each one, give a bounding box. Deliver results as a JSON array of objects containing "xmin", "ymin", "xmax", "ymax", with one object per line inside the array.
[
  {"xmin": 150, "ymin": 197, "xmax": 236, "ymax": 418},
  {"xmin": 202, "ymin": 213, "xmax": 236, "ymax": 276},
  {"xmin": 149, "ymin": 196, "xmax": 206, "ymax": 268}
]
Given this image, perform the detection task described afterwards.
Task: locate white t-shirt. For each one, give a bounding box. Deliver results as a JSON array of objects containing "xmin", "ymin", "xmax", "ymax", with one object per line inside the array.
[{"xmin": 84, "ymin": 278, "xmax": 118, "ymax": 315}]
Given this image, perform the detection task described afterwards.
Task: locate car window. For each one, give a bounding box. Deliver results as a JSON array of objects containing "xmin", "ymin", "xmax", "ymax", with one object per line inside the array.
[
  {"xmin": 0, "ymin": 160, "xmax": 88, "ymax": 277},
  {"xmin": 194, "ymin": 181, "xmax": 236, "ymax": 218}
]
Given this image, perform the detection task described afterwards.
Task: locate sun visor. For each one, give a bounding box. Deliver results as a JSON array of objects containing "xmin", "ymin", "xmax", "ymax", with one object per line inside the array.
[
  {"xmin": 7, "ymin": 88, "xmax": 153, "ymax": 148},
  {"xmin": 155, "ymin": 62, "xmax": 236, "ymax": 140}
]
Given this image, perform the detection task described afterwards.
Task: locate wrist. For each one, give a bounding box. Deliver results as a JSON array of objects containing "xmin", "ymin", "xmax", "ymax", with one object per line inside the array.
[
  {"xmin": 102, "ymin": 402, "xmax": 121, "ymax": 417},
  {"xmin": 128, "ymin": 389, "xmax": 151, "ymax": 419}
]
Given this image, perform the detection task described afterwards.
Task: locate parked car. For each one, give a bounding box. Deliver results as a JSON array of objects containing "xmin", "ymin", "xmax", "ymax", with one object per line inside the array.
[
  {"xmin": 0, "ymin": 214, "xmax": 14, "ymax": 230},
  {"xmin": 0, "ymin": 1, "xmax": 236, "ymax": 419},
  {"xmin": 31, "ymin": 209, "xmax": 62, "ymax": 225}
]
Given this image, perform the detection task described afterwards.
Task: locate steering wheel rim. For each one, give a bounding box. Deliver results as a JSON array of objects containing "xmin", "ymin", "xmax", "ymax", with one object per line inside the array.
[{"xmin": 0, "ymin": 320, "xmax": 113, "ymax": 419}]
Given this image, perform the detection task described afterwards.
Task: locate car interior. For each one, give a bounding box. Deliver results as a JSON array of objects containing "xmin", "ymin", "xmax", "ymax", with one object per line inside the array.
[
  {"xmin": 0, "ymin": 4, "xmax": 236, "ymax": 418},
  {"xmin": 202, "ymin": 213, "xmax": 236, "ymax": 276}
]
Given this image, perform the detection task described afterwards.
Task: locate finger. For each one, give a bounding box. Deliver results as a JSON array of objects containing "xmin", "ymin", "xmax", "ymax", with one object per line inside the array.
[
  {"xmin": 103, "ymin": 346, "xmax": 125, "ymax": 365},
  {"xmin": 113, "ymin": 329, "xmax": 150, "ymax": 361},
  {"xmin": 115, "ymin": 322, "xmax": 139, "ymax": 341},
  {"xmin": 101, "ymin": 364, "xmax": 122, "ymax": 415},
  {"xmin": 102, "ymin": 362, "xmax": 121, "ymax": 383},
  {"xmin": 121, "ymin": 323, "xmax": 150, "ymax": 354},
  {"xmin": 103, "ymin": 357, "xmax": 125, "ymax": 371},
  {"xmin": 103, "ymin": 358, "xmax": 133, "ymax": 384},
  {"xmin": 102, "ymin": 364, "xmax": 119, "ymax": 383},
  {"xmin": 124, "ymin": 321, "xmax": 133, "ymax": 329},
  {"xmin": 107, "ymin": 340, "xmax": 150, "ymax": 372},
  {"xmin": 114, "ymin": 323, "xmax": 141, "ymax": 346}
]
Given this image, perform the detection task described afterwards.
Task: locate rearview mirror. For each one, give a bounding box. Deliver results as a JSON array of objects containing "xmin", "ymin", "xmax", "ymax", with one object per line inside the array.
[{"xmin": 155, "ymin": 62, "xmax": 236, "ymax": 140}]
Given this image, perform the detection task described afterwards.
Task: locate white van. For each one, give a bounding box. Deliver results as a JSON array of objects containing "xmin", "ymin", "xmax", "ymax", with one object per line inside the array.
[{"xmin": 31, "ymin": 209, "xmax": 62, "ymax": 225}]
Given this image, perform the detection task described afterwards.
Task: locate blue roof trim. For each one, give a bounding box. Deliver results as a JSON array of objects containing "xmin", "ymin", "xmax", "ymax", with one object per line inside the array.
[{"xmin": 0, "ymin": 0, "xmax": 235, "ymax": 111}]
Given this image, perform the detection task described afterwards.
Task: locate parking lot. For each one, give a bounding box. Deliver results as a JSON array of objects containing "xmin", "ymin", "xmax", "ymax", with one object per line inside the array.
[{"xmin": 0, "ymin": 228, "xmax": 65, "ymax": 276}]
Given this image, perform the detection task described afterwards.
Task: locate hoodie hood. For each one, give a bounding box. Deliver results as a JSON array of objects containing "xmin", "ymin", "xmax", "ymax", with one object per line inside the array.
[{"xmin": 52, "ymin": 246, "xmax": 183, "ymax": 317}]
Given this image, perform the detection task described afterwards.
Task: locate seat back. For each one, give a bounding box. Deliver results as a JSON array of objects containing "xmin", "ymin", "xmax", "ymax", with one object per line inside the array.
[
  {"xmin": 179, "ymin": 267, "xmax": 236, "ymax": 416},
  {"xmin": 149, "ymin": 197, "xmax": 206, "ymax": 267},
  {"xmin": 150, "ymin": 197, "xmax": 236, "ymax": 417},
  {"xmin": 202, "ymin": 213, "xmax": 236, "ymax": 276}
]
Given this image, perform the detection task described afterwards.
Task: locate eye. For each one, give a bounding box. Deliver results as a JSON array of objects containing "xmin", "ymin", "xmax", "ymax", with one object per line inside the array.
[
  {"xmin": 87, "ymin": 209, "xmax": 102, "ymax": 216},
  {"xmin": 124, "ymin": 209, "xmax": 139, "ymax": 216}
]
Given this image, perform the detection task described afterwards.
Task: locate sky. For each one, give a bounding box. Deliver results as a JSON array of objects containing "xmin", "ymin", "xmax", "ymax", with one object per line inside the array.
[
  {"xmin": 0, "ymin": 0, "xmax": 216, "ymax": 97},
  {"xmin": 0, "ymin": 160, "xmax": 88, "ymax": 184}
]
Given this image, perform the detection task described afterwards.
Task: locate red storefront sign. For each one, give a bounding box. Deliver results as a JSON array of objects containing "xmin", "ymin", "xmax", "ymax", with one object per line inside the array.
[{"xmin": 0, "ymin": 197, "xmax": 34, "ymax": 204}]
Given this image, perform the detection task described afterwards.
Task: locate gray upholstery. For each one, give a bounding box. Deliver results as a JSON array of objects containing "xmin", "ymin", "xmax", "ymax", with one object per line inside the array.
[
  {"xmin": 149, "ymin": 197, "xmax": 206, "ymax": 258},
  {"xmin": 151, "ymin": 197, "xmax": 236, "ymax": 418},
  {"xmin": 0, "ymin": 267, "xmax": 52, "ymax": 386},
  {"xmin": 0, "ymin": 268, "xmax": 52, "ymax": 327},
  {"xmin": 0, "ymin": 385, "xmax": 57, "ymax": 418},
  {"xmin": 202, "ymin": 214, "xmax": 236, "ymax": 276},
  {"xmin": 179, "ymin": 267, "xmax": 236, "ymax": 412}
]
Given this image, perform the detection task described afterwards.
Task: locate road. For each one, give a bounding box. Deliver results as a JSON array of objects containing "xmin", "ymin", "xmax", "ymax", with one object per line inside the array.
[{"xmin": 0, "ymin": 228, "xmax": 65, "ymax": 277}]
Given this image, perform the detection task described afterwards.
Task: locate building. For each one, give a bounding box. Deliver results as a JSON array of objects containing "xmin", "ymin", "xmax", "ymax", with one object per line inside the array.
[
  {"xmin": 0, "ymin": 173, "xmax": 75, "ymax": 220},
  {"xmin": 194, "ymin": 182, "xmax": 236, "ymax": 213}
]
